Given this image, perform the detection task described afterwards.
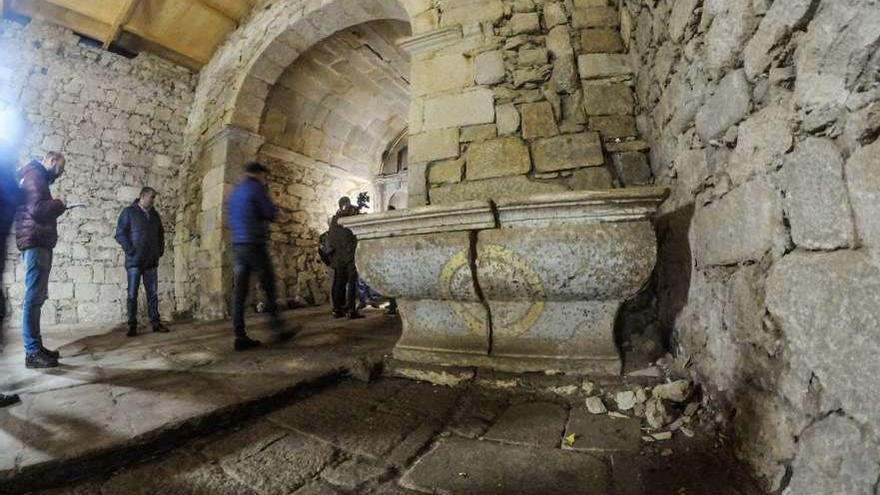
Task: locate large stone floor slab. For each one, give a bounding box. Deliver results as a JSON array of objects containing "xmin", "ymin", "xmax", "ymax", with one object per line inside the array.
[
  {"xmin": 563, "ymin": 408, "xmax": 642, "ymax": 452},
  {"xmin": 33, "ymin": 378, "xmax": 765, "ymax": 495},
  {"xmin": 0, "ymin": 306, "xmax": 400, "ymax": 489},
  {"xmin": 400, "ymin": 436, "xmax": 610, "ymax": 494}
]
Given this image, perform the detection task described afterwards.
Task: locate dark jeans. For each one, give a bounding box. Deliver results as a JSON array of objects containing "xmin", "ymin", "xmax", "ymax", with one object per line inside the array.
[
  {"xmin": 232, "ymin": 243, "xmax": 278, "ymax": 336},
  {"xmin": 331, "ymin": 262, "xmax": 358, "ymax": 314},
  {"xmin": 127, "ymin": 267, "xmax": 160, "ymax": 327},
  {"xmin": 21, "ymin": 248, "xmax": 52, "ymax": 354},
  {"xmin": 0, "ymin": 234, "xmax": 8, "ymax": 337}
]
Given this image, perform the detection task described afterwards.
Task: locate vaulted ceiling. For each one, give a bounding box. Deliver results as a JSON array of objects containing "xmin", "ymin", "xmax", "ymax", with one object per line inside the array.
[{"xmin": 1, "ymin": 0, "xmax": 257, "ymax": 70}]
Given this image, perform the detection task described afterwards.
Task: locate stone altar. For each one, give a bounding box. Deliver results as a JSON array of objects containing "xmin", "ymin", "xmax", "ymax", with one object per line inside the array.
[{"xmin": 342, "ymin": 187, "xmax": 668, "ymax": 375}]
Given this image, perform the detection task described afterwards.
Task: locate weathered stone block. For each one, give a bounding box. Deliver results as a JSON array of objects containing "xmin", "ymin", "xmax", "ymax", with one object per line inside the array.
[
  {"xmin": 546, "ymin": 25, "xmax": 574, "ymax": 58},
  {"xmin": 409, "ymin": 128, "xmax": 460, "ymax": 164},
  {"xmin": 520, "ymin": 101, "xmax": 559, "ymax": 139},
  {"xmin": 781, "ymin": 137, "xmax": 855, "ymax": 250},
  {"xmin": 705, "ymin": 0, "xmax": 756, "ymax": 73},
  {"xmin": 550, "ymin": 55, "xmax": 579, "ymax": 94},
  {"xmin": 767, "ymin": 250, "xmax": 880, "ymax": 431},
  {"xmin": 508, "ymin": 13, "xmax": 541, "ymax": 34},
  {"xmin": 695, "ymin": 69, "xmax": 751, "ymax": 142},
  {"xmin": 413, "ymin": 52, "xmax": 474, "ymax": 96},
  {"xmin": 590, "ymin": 115, "xmax": 637, "ymax": 139},
  {"xmin": 785, "ymin": 415, "xmax": 880, "ymax": 495},
  {"xmin": 580, "ymin": 29, "xmax": 624, "ymax": 53},
  {"xmin": 727, "ymin": 104, "xmax": 794, "ymax": 185},
  {"xmin": 565, "ymin": 166, "xmax": 613, "ymax": 189},
  {"xmin": 496, "ymin": 104, "xmax": 521, "ymax": 135},
  {"xmin": 424, "ymin": 88, "xmax": 495, "ymax": 130},
  {"xmin": 845, "ymin": 141, "xmax": 880, "ymax": 250},
  {"xmin": 440, "ymin": 0, "xmax": 504, "ymax": 27},
  {"xmin": 572, "ymin": 7, "xmax": 620, "ymax": 28},
  {"xmin": 518, "ymin": 48, "xmax": 548, "ymax": 66},
  {"xmin": 577, "ymin": 54, "xmax": 631, "ymax": 80},
  {"xmin": 583, "ymin": 84, "xmax": 633, "ymax": 115},
  {"xmin": 430, "ymin": 175, "xmax": 569, "ymax": 204},
  {"xmin": 474, "ymin": 50, "xmax": 506, "ymax": 85},
  {"xmin": 543, "ymin": 2, "xmax": 568, "ymax": 28},
  {"xmin": 690, "ymin": 178, "xmax": 786, "ymax": 266},
  {"xmin": 743, "ymin": 0, "xmax": 816, "ymax": 80},
  {"xmin": 531, "ymin": 132, "xmax": 604, "ymax": 172},
  {"xmin": 668, "ymin": 0, "xmax": 700, "ymax": 42},
  {"xmin": 429, "ymin": 157, "xmax": 465, "ymax": 185},
  {"xmin": 612, "ymin": 151, "xmax": 651, "ymax": 185},
  {"xmin": 460, "ymin": 124, "xmax": 497, "ymax": 143},
  {"xmin": 466, "ymin": 137, "xmax": 532, "ymax": 180}
]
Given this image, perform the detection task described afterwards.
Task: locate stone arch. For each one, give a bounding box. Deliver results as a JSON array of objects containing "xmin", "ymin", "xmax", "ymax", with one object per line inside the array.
[{"xmin": 178, "ymin": 0, "xmax": 421, "ymax": 319}]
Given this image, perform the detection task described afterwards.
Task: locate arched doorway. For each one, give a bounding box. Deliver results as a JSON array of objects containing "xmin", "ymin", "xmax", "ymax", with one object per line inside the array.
[{"xmin": 177, "ymin": 0, "xmax": 418, "ymax": 319}]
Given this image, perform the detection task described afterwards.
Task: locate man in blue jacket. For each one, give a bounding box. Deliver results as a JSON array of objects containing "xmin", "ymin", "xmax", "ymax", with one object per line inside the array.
[
  {"xmin": 0, "ymin": 109, "xmax": 23, "ymax": 405},
  {"xmin": 115, "ymin": 187, "xmax": 169, "ymax": 337},
  {"xmin": 227, "ymin": 162, "xmax": 289, "ymax": 351}
]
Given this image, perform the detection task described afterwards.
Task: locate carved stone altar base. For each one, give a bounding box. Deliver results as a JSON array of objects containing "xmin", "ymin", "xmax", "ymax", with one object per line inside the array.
[{"xmin": 342, "ymin": 188, "xmax": 668, "ymax": 376}]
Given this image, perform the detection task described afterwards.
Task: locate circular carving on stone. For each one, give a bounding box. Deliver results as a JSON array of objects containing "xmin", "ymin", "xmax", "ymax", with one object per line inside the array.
[{"xmin": 438, "ymin": 245, "xmax": 545, "ymax": 338}]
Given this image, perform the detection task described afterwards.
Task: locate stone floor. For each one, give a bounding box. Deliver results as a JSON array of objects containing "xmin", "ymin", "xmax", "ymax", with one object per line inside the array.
[
  {"xmin": 0, "ymin": 306, "xmax": 400, "ymax": 490},
  {"xmin": 29, "ymin": 377, "xmax": 762, "ymax": 495}
]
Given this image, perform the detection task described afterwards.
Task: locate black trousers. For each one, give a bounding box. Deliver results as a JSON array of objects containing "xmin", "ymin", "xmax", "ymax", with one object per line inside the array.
[
  {"xmin": 331, "ymin": 261, "xmax": 358, "ymax": 314},
  {"xmin": 0, "ymin": 232, "xmax": 7, "ymax": 329},
  {"xmin": 232, "ymin": 243, "xmax": 278, "ymax": 336}
]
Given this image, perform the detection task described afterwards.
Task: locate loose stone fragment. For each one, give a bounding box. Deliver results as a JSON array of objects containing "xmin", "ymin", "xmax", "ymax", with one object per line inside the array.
[
  {"xmin": 615, "ymin": 391, "xmax": 637, "ymax": 411},
  {"xmin": 651, "ymin": 431, "xmax": 673, "ymax": 441},
  {"xmin": 585, "ymin": 396, "xmax": 607, "ymax": 414},
  {"xmin": 645, "ymin": 398, "xmax": 670, "ymax": 429},
  {"xmin": 653, "ymin": 380, "xmax": 692, "ymax": 403}
]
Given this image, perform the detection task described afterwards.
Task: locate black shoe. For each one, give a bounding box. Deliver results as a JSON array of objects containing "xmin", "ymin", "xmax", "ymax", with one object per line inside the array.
[
  {"xmin": 332, "ymin": 311, "xmax": 346, "ymax": 319},
  {"xmin": 40, "ymin": 346, "xmax": 60, "ymax": 359},
  {"xmin": 385, "ymin": 308, "xmax": 398, "ymax": 316},
  {"xmin": 0, "ymin": 394, "xmax": 20, "ymax": 407},
  {"xmin": 152, "ymin": 323, "xmax": 170, "ymax": 333},
  {"xmin": 234, "ymin": 336, "xmax": 262, "ymax": 351},
  {"xmin": 26, "ymin": 351, "xmax": 59, "ymax": 369},
  {"xmin": 127, "ymin": 326, "xmax": 137, "ymax": 337},
  {"xmin": 356, "ymin": 302, "xmax": 367, "ymax": 311},
  {"xmin": 348, "ymin": 312, "xmax": 365, "ymax": 320}
]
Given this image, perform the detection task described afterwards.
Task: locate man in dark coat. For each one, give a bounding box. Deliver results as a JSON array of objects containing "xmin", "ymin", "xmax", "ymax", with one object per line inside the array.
[
  {"xmin": 115, "ymin": 187, "xmax": 168, "ymax": 337},
  {"xmin": 14, "ymin": 151, "xmax": 66, "ymax": 369},
  {"xmin": 328, "ymin": 197, "xmax": 362, "ymax": 319},
  {"xmin": 0, "ymin": 111, "xmax": 23, "ymax": 404},
  {"xmin": 227, "ymin": 162, "xmax": 291, "ymax": 351}
]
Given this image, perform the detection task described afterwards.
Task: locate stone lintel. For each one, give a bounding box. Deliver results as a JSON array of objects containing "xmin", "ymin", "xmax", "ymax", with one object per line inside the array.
[
  {"xmin": 494, "ymin": 187, "xmax": 669, "ymax": 226},
  {"xmin": 340, "ymin": 201, "xmax": 496, "ymax": 239},
  {"xmin": 398, "ymin": 26, "xmax": 463, "ymax": 56}
]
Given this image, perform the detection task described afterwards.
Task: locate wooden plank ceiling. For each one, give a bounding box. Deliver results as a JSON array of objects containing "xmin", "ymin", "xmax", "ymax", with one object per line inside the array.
[{"xmin": 2, "ymin": 0, "xmax": 257, "ymax": 70}]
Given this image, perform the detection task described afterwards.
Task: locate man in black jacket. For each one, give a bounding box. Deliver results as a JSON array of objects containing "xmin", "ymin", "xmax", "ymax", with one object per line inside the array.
[
  {"xmin": 115, "ymin": 187, "xmax": 169, "ymax": 337},
  {"xmin": 328, "ymin": 197, "xmax": 362, "ymax": 319}
]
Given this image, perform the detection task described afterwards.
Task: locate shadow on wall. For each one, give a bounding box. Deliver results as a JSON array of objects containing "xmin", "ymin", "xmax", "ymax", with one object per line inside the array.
[{"xmin": 614, "ymin": 204, "xmax": 693, "ymax": 366}]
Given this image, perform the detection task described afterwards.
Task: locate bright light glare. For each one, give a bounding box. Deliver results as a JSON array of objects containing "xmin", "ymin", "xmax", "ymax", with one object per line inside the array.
[{"xmin": 0, "ymin": 107, "xmax": 24, "ymax": 147}]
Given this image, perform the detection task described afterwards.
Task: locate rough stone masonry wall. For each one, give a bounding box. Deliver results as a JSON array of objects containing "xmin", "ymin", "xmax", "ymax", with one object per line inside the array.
[
  {"xmin": 619, "ymin": 0, "xmax": 880, "ymax": 492},
  {"xmin": 0, "ymin": 20, "xmax": 195, "ymax": 326},
  {"xmin": 407, "ymin": 0, "xmax": 656, "ymax": 208}
]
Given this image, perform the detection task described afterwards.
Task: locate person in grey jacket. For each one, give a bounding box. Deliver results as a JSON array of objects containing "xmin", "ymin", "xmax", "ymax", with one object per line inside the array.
[{"xmin": 115, "ymin": 187, "xmax": 169, "ymax": 337}]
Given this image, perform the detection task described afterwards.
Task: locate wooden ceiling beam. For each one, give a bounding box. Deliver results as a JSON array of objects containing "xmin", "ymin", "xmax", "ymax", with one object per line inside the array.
[
  {"xmin": 10, "ymin": 0, "xmax": 112, "ymax": 41},
  {"xmin": 194, "ymin": 0, "xmax": 238, "ymax": 23},
  {"xmin": 103, "ymin": 0, "xmax": 139, "ymax": 49},
  {"xmin": 123, "ymin": 23, "xmax": 210, "ymax": 65}
]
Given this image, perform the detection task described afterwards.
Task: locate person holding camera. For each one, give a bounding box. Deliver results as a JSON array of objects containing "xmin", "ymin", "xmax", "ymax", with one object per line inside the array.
[{"xmin": 327, "ymin": 196, "xmax": 363, "ymax": 319}]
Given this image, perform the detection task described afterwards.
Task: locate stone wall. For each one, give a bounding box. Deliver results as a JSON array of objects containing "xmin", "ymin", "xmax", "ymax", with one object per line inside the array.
[
  {"xmin": 259, "ymin": 145, "xmax": 374, "ymax": 306},
  {"xmin": 406, "ymin": 0, "xmax": 657, "ymax": 207},
  {"xmin": 620, "ymin": 0, "xmax": 880, "ymax": 491},
  {"xmin": 0, "ymin": 20, "xmax": 195, "ymax": 326}
]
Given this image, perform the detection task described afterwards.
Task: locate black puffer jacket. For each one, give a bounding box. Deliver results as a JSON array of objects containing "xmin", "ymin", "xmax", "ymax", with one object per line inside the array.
[
  {"xmin": 115, "ymin": 200, "xmax": 164, "ymax": 269},
  {"xmin": 327, "ymin": 213, "xmax": 357, "ymax": 269}
]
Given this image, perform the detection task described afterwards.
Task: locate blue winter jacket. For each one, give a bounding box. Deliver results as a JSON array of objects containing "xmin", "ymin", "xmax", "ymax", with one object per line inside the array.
[{"xmin": 227, "ymin": 177, "xmax": 278, "ymax": 244}]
